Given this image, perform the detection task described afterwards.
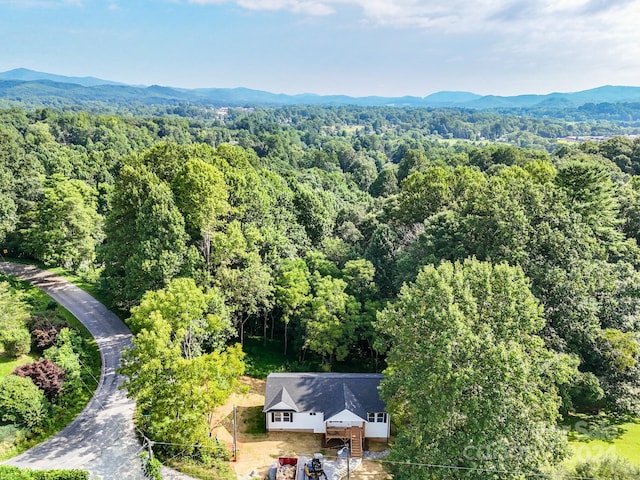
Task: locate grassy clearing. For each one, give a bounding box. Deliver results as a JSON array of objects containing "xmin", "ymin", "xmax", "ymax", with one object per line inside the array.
[{"xmin": 564, "ymin": 413, "xmax": 640, "ymax": 467}]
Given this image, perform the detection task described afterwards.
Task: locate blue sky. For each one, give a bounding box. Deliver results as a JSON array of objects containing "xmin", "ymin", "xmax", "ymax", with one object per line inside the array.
[{"xmin": 1, "ymin": 0, "xmax": 639, "ymax": 97}]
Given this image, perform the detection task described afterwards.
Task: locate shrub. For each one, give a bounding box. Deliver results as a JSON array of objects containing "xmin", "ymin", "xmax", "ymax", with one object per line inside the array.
[
  {"xmin": 2, "ymin": 327, "xmax": 31, "ymax": 357},
  {"xmin": 14, "ymin": 358, "xmax": 66, "ymax": 400},
  {"xmin": 140, "ymin": 452, "xmax": 162, "ymax": 480},
  {"xmin": 0, "ymin": 375, "xmax": 48, "ymax": 428},
  {"xmin": 0, "ymin": 465, "xmax": 32, "ymax": 479},
  {"xmin": 43, "ymin": 328, "xmax": 83, "ymax": 388},
  {"xmin": 0, "ymin": 281, "xmax": 31, "ymax": 358},
  {"xmin": 573, "ymin": 455, "xmax": 640, "ymax": 479},
  {"xmin": 0, "ymin": 466, "xmax": 89, "ymax": 479},
  {"xmin": 32, "ymin": 470, "xmax": 89, "ymax": 480},
  {"xmin": 30, "ymin": 316, "xmax": 70, "ymax": 350}
]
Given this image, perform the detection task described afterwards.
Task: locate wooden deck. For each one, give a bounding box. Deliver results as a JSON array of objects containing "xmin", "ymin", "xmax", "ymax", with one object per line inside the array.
[{"xmin": 324, "ymin": 427, "xmax": 363, "ymax": 458}]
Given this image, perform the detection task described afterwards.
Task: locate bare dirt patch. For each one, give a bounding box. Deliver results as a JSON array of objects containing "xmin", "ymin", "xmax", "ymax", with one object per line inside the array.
[{"xmin": 211, "ymin": 377, "xmax": 391, "ymax": 479}]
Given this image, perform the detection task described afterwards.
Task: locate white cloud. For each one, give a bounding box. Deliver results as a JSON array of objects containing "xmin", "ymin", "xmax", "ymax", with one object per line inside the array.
[
  {"xmin": 188, "ymin": 0, "xmax": 334, "ymax": 15},
  {"xmin": 237, "ymin": 0, "xmax": 334, "ymax": 15},
  {"xmin": 184, "ymin": 0, "xmax": 639, "ymax": 33},
  {"xmin": 183, "ymin": 0, "xmax": 640, "ymax": 89}
]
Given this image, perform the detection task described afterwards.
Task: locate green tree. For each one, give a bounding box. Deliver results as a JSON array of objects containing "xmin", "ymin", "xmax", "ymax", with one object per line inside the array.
[
  {"xmin": 397, "ymin": 149, "xmax": 428, "ymax": 183},
  {"xmin": 120, "ymin": 278, "xmax": 243, "ymax": 449},
  {"xmin": 171, "ymin": 158, "xmax": 230, "ymax": 240},
  {"xmin": 99, "ymin": 164, "xmax": 189, "ymax": 309},
  {"xmin": 302, "ymin": 274, "xmax": 357, "ymax": 367},
  {"xmin": 555, "ymin": 160, "xmax": 621, "ymax": 243},
  {"xmin": 0, "ymin": 167, "xmax": 17, "ymax": 243},
  {"xmin": 0, "ymin": 282, "xmax": 31, "ymax": 358},
  {"xmin": 21, "ymin": 174, "xmax": 101, "ymax": 271},
  {"xmin": 274, "ymin": 259, "xmax": 310, "ymax": 355},
  {"xmin": 376, "ymin": 259, "xmax": 573, "ymax": 479},
  {"xmin": 369, "ymin": 167, "xmax": 399, "ymax": 198}
]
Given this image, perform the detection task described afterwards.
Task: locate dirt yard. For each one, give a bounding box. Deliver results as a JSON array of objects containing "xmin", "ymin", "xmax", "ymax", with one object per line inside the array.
[{"xmin": 210, "ymin": 377, "xmax": 392, "ymax": 480}]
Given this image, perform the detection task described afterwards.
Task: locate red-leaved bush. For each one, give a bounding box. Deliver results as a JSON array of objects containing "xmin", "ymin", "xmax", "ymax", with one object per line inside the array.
[{"xmin": 13, "ymin": 358, "xmax": 66, "ymax": 399}]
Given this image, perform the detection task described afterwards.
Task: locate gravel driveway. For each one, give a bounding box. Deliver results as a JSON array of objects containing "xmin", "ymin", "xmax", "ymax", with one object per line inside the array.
[{"xmin": 0, "ymin": 262, "xmax": 145, "ymax": 479}]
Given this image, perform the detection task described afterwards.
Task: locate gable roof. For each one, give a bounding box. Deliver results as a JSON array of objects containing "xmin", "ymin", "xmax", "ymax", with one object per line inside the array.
[{"xmin": 263, "ymin": 373, "xmax": 386, "ymax": 420}]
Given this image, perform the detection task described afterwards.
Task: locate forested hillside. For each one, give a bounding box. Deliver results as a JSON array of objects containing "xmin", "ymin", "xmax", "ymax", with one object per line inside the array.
[{"xmin": 2, "ymin": 104, "xmax": 640, "ymax": 478}]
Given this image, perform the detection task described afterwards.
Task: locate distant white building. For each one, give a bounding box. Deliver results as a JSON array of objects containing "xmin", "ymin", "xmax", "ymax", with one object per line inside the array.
[{"xmin": 263, "ymin": 373, "xmax": 390, "ymax": 457}]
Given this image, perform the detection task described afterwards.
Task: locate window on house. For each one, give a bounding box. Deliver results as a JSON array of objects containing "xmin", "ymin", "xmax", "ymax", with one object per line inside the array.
[
  {"xmin": 272, "ymin": 412, "xmax": 293, "ymax": 422},
  {"xmin": 367, "ymin": 412, "xmax": 387, "ymax": 423}
]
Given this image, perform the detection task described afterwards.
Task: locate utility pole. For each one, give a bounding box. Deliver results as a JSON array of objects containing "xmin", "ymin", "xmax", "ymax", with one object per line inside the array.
[
  {"xmin": 232, "ymin": 405, "xmax": 238, "ymax": 462},
  {"xmin": 339, "ymin": 446, "xmax": 350, "ymax": 480},
  {"xmin": 346, "ymin": 446, "xmax": 350, "ymax": 480}
]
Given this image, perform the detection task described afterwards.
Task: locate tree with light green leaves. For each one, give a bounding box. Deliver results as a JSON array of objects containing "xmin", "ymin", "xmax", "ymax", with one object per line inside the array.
[
  {"xmin": 302, "ymin": 273, "xmax": 358, "ymax": 367},
  {"xmin": 376, "ymin": 259, "xmax": 576, "ymax": 480},
  {"xmin": 0, "ymin": 281, "xmax": 31, "ymax": 358},
  {"xmin": 120, "ymin": 278, "xmax": 243, "ymax": 450},
  {"xmin": 274, "ymin": 258, "xmax": 310, "ymax": 355},
  {"xmin": 171, "ymin": 158, "xmax": 230, "ymax": 241}
]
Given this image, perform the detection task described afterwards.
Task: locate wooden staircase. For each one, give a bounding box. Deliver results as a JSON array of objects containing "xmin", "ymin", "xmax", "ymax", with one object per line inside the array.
[{"xmin": 349, "ymin": 427, "xmax": 363, "ymax": 458}]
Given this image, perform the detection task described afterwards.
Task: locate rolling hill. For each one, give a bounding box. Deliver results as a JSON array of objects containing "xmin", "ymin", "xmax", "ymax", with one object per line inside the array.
[{"xmin": 1, "ymin": 68, "xmax": 640, "ymax": 109}]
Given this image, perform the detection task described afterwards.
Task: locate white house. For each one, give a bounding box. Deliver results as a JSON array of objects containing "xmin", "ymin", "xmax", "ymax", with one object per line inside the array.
[{"xmin": 263, "ymin": 373, "xmax": 390, "ymax": 457}]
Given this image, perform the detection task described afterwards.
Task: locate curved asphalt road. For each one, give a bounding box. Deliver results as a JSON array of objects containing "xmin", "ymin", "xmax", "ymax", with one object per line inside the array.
[{"xmin": 0, "ymin": 262, "xmax": 145, "ymax": 479}]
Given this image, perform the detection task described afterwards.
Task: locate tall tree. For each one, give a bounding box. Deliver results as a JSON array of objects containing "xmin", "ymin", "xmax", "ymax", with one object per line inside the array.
[
  {"xmin": 120, "ymin": 278, "xmax": 243, "ymax": 449},
  {"xmin": 376, "ymin": 259, "xmax": 575, "ymax": 480},
  {"xmin": 274, "ymin": 259, "xmax": 310, "ymax": 355},
  {"xmin": 21, "ymin": 174, "xmax": 101, "ymax": 271},
  {"xmin": 171, "ymin": 158, "xmax": 230, "ymax": 240},
  {"xmin": 302, "ymin": 274, "xmax": 357, "ymax": 367},
  {"xmin": 99, "ymin": 164, "xmax": 189, "ymax": 309}
]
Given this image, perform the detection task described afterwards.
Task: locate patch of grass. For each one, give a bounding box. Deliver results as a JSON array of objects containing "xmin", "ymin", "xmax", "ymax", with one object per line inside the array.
[
  {"xmin": 166, "ymin": 459, "xmax": 235, "ymax": 480},
  {"xmin": 0, "ymin": 352, "xmax": 37, "ymax": 378},
  {"xmin": 564, "ymin": 413, "xmax": 640, "ymax": 467},
  {"xmin": 240, "ymin": 406, "xmax": 267, "ymax": 435}
]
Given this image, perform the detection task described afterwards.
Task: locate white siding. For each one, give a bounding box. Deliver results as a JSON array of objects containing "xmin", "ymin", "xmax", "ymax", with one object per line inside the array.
[
  {"xmin": 365, "ymin": 420, "xmax": 389, "ymax": 439},
  {"xmin": 266, "ymin": 411, "xmax": 325, "ymax": 433}
]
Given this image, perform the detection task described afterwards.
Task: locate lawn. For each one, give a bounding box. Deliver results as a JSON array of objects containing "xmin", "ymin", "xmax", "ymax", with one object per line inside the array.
[
  {"xmin": 0, "ymin": 351, "xmax": 37, "ymax": 378},
  {"xmin": 564, "ymin": 413, "xmax": 640, "ymax": 467}
]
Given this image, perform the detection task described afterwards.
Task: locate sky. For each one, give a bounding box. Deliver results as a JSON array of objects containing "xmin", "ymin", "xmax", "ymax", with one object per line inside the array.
[{"xmin": 0, "ymin": 0, "xmax": 639, "ymax": 97}]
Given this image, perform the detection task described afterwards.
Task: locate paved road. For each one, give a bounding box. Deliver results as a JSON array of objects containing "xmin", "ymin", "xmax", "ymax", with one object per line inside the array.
[{"xmin": 0, "ymin": 262, "xmax": 145, "ymax": 479}]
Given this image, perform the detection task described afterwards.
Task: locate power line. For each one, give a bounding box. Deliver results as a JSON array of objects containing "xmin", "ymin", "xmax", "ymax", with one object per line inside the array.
[{"xmin": 132, "ymin": 442, "xmax": 605, "ymax": 480}]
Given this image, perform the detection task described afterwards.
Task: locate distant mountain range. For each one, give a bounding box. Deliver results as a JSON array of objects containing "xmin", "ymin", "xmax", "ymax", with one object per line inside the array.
[{"xmin": 2, "ymin": 68, "xmax": 640, "ymax": 109}]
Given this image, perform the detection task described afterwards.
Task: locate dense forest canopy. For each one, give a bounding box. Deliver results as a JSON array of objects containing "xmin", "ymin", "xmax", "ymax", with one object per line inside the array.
[{"xmin": 2, "ymin": 102, "xmax": 640, "ymax": 476}]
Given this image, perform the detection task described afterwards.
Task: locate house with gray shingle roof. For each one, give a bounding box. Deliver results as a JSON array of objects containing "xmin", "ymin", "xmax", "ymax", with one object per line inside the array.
[{"xmin": 263, "ymin": 373, "xmax": 390, "ymax": 455}]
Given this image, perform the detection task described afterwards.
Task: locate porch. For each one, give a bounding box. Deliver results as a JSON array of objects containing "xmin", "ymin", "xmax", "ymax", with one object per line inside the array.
[{"xmin": 324, "ymin": 426, "xmax": 364, "ymax": 458}]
